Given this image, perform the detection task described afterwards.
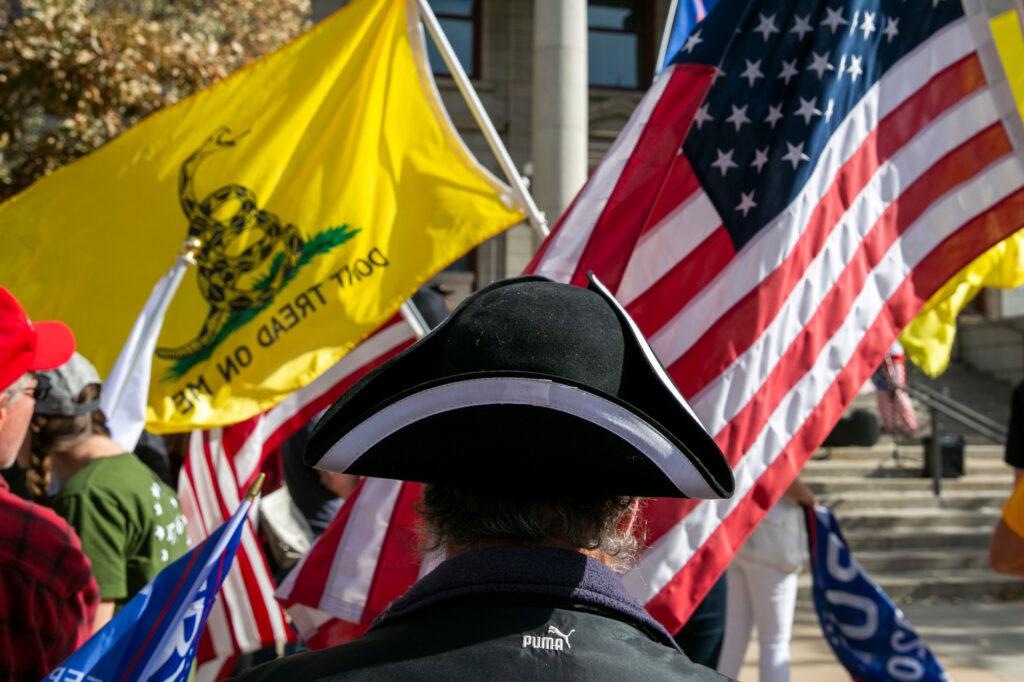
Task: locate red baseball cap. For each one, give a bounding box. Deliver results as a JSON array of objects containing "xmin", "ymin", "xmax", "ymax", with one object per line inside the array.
[{"xmin": 0, "ymin": 287, "xmax": 76, "ymax": 393}]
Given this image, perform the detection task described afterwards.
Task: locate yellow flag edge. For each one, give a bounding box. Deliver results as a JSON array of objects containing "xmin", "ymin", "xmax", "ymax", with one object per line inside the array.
[
  {"xmin": 991, "ymin": 9, "xmax": 1024, "ymax": 116},
  {"xmin": 402, "ymin": 0, "xmax": 528, "ymax": 215}
]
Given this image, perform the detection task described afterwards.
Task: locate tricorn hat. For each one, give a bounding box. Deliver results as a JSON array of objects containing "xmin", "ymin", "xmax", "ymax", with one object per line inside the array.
[{"xmin": 307, "ymin": 275, "xmax": 734, "ymax": 499}]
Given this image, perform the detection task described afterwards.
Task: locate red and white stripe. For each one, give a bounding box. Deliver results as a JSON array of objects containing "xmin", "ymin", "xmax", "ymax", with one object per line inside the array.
[
  {"xmin": 275, "ymin": 478, "xmax": 432, "ymax": 648},
  {"xmin": 178, "ymin": 317, "xmax": 416, "ymax": 678},
  {"xmin": 532, "ymin": 15, "xmax": 1024, "ymax": 632}
]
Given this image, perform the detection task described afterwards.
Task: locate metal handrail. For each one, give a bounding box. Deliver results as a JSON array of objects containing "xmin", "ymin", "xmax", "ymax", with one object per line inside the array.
[
  {"xmin": 903, "ymin": 382, "xmax": 1008, "ymax": 444},
  {"xmin": 902, "ymin": 381, "xmax": 1006, "ymax": 497},
  {"xmin": 905, "ymin": 382, "xmax": 1007, "ymax": 440}
]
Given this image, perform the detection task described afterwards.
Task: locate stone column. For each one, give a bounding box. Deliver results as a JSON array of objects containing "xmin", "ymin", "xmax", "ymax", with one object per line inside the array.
[{"xmin": 531, "ymin": 0, "xmax": 588, "ymax": 240}]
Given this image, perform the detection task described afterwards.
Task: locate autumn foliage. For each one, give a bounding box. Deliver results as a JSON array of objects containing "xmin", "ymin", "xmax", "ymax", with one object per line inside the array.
[{"xmin": 0, "ymin": 0, "xmax": 311, "ymax": 201}]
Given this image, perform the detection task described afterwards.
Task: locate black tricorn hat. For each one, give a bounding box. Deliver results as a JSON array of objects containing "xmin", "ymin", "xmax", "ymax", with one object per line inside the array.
[{"xmin": 307, "ymin": 275, "xmax": 735, "ymax": 499}]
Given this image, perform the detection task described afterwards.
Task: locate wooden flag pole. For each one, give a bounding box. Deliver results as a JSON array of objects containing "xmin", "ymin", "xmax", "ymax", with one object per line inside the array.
[{"xmin": 415, "ymin": 0, "xmax": 550, "ymax": 240}]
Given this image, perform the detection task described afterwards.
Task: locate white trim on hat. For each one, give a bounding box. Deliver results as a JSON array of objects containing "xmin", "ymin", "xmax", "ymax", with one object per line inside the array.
[
  {"xmin": 315, "ymin": 376, "xmax": 721, "ymax": 499},
  {"xmin": 588, "ymin": 274, "xmax": 708, "ymax": 431}
]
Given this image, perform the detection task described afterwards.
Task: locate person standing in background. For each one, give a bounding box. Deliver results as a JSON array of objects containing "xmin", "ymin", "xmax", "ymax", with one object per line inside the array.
[
  {"xmin": 673, "ymin": 576, "xmax": 728, "ymax": 669},
  {"xmin": 281, "ymin": 420, "xmax": 360, "ymax": 537},
  {"xmin": 27, "ymin": 353, "xmax": 189, "ymax": 631},
  {"xmin": 871, "ymin": 341, "xmax": 919, "ymax": 437},
  {"xmin": 717, "ymin": 478, "xmax": 816, "ymax": 682},
  {"xmin": 994, "ymin": 378, "xmax": 1024, "ymax": 577},
  {"xmin": 0, "ymin": 288, "xmax": 99, "ymax": 680},
  {"xmin": 1004, "ymin": 379, "xmax": 1024, "ymax": 484},
  {"xmin": 990, "ymin": 472, "xmax": 1024, "ymax": 578}
]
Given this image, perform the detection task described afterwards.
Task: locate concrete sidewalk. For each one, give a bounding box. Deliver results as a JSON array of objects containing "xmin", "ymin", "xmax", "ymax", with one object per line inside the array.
[{"xmin": 736, "ymin": 598, "xmax": 1024, "ymax": 681}]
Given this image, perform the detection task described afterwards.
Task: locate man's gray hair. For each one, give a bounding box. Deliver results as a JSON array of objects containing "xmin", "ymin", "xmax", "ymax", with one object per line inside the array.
[
  {"xmin": 0, "ymin": 374, "xmax": 28, "ymax": 407},
  {"xmin": 418, "ymin": 485, "xmax": 641, "ymax": 573}
]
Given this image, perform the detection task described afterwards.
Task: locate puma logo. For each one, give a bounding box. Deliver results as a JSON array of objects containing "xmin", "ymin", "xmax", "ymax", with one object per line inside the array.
[
  {"xmin": 548, "ymin": 626, "xmax": 575, "ymax": 648},
  {"xmin": 521, "ymin": 625, "xmax": 576, "ymax": 651}
]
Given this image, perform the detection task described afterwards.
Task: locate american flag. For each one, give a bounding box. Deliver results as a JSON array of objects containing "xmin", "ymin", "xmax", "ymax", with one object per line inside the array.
[
  {"xmin": 178, "ymin": 317, "xmax": 416, "ymax": 678},
  {"xmin": 273, "ymin": 0, "xmax": 1024, "ymax": 646},
  {"xmin": 530, "ymin": 0, "xmax": 1024, "ymax": 631}
]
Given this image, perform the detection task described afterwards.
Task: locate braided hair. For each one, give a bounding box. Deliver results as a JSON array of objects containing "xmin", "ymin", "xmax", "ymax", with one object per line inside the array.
[{"xmin": 27, "ymin": 383, "xmax": 110, "ymax": 501}]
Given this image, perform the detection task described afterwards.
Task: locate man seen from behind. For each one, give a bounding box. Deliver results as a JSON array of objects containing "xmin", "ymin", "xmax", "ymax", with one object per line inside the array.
[{"xmin": 237, "ymin": 275, "xmax": 736, "ymax": 680}]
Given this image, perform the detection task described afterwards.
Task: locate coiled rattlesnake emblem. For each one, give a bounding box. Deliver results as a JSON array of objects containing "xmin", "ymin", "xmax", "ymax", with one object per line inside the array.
[{"xmin": 155, "ymin": 127, "xmax": 305, "ymax": 360}]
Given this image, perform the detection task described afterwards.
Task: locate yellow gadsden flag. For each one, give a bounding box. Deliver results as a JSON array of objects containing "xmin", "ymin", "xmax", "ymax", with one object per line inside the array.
[
  {"xmin": 900, "ymin": 7, "xmax": 1024, "ymax": 376},
  {"xmin": 0, "ymin": 0, "xmax": 523, "ymax": 431}
]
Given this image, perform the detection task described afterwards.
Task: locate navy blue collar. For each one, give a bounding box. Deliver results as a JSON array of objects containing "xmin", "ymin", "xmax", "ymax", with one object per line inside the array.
[{"xmin": 372, "ymin": 545, "xmax": 679, "ymax": 650}]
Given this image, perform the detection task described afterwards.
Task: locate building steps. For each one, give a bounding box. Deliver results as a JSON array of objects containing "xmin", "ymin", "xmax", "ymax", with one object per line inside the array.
[
  {"xmin": 802, "ymin": 430, "xmax": 1019, "ymax": 602},
  {"xmin": 806, "ymin": 475, "xmax": 1011, "ymax": 494},
  {"xmin": 841, "ymin": 525, "xmax": 996, "ymax": 551},
  {"xmin": 797, "ymin": 569, "xmax": 1024, "ymax": 603},
  {"xmin": 820, "ymin": 489, "xmax": 1009, "ymax": 511}
]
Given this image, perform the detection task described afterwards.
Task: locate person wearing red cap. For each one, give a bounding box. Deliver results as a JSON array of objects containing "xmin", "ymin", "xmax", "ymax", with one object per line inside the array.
[{"xmin": 0, "ymin": 287, "xmax": 99, "ymax": 681}]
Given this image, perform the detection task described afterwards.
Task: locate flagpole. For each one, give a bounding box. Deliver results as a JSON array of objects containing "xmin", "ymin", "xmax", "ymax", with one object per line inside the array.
[
  {"xmin": 656, "ymin": 0, "xmax": 680, "ymax": 74},
  {"xmin": 103, "ymin": 237, "xmax": 201, "ymax": 426},
  {"xmin": 399, "ymin": 300, "xmax": 431, "ymax": 339},
  {"xmin": 245, "ymin": 473, "xmax": 266, "ymax": 501},
  {"xmin": 415, "ymin": 0, "xmax": 550, "ymax": 240}
]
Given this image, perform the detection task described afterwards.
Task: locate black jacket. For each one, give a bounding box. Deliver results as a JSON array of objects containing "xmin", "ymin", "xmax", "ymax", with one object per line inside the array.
[{"xmin": 237, "ymin": 546, "xmax": 729, "ymax": 681}]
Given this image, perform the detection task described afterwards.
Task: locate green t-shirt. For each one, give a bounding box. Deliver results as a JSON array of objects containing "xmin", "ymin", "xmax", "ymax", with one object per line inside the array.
[{"xmin": 53, "ymin": 453, "xmax": 189, "ymax": 605}]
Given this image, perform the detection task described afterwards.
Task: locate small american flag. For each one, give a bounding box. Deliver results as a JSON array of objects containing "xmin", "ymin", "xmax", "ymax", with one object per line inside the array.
[
  {"xmin": 530, "ymin": 0, "xmax": 1024, "ymax": 631},
  {"xmin": 177, "ymin": 317, "xmax": 416, "ymax": 678}
]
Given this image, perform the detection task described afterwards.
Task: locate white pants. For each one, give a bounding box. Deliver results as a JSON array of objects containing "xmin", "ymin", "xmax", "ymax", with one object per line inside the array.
[{"xmin": 717, "ymin": 558, "xmax": 798, "ymax": 682}]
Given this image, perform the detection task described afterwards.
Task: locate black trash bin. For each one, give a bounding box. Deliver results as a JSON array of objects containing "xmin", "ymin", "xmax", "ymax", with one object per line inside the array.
[{"xmin": 921, "ymin": 434, "xmax": 965, "ymax": 478}]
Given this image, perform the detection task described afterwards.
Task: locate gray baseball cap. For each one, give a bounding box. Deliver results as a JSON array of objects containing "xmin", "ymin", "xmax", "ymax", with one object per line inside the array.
[{"xmin": 34, "ymin": 352, "xmax": 101, "ymax": 417}]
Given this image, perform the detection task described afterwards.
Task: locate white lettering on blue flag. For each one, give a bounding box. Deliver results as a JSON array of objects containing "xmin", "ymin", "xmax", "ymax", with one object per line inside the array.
[{"xmin": 808, "ymin": 507, "xmax": 950, "ymax": 682}]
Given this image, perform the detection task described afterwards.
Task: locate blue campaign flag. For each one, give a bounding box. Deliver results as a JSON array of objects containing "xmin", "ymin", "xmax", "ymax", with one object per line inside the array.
[
  {"xmin": 46, "ymin": 483, "xmax": 259, "ymax": 682},
  {"xmin": 807, "ymin": 507, "xmax": 949, "ymax": 682},
  {"xmin": 657, "ymin": 0, "xmax": 720, "ymax": 73}
]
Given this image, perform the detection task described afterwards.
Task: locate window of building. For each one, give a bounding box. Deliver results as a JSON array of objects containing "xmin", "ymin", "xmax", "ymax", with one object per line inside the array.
[
  {"xmin": 588, "ymin": 0, "xmax": 653, "ymax": 89},
  {"xmin": 426, "ymin": 0, "xmax": 480, "ymax": 79}
]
